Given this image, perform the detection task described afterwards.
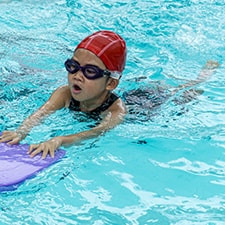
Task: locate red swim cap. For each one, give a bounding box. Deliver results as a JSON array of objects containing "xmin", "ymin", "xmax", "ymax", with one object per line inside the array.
[{"xmin": 76, "ymin": 30, "xmax": 126, "ymax": 76}]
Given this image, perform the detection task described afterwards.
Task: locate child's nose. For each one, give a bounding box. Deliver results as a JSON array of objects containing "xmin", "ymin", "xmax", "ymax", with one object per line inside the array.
[{"xmin": 72, "ymin": 69, "xmax": 84, "ymax": 80}]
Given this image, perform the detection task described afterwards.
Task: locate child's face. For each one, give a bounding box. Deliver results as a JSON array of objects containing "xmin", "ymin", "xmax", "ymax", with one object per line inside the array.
[{"xmin": 67, "ymin": 48, "xmax": 112, "ymax": 106}]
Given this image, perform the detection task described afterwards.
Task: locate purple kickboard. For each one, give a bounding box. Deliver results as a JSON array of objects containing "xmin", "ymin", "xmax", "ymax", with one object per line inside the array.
[{"xmin": 0, "ymin": 141, "xmax": 65, "ymax": 192}]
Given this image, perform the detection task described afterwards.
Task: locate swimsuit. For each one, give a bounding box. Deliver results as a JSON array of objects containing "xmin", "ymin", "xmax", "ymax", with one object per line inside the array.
[
  {"xmin": 68, "ymin": 92, "xmax": 119, "ymax": 119},
  {"xmin": 123, "ymin": 86, "xmax": 170, "ymax": 110},
  {"xmin": 122, "ymin": 85, "xmax": 171, "ymax": 121}
]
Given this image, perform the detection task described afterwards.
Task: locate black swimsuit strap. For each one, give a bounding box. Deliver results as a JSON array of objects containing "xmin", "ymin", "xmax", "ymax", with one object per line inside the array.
[{"xmin": 68, "ymin": 93, "xmax": 119, "ymax": 116}]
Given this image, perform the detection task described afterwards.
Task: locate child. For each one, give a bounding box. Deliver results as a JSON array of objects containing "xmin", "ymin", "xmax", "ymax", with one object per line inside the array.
[
  {"xmin": 0, "ymin": 30, "xmax": 127, "ymax": 159},
  {"xmin": 0, "ymin": 30, "xmax": 219, "ymax": 159}
]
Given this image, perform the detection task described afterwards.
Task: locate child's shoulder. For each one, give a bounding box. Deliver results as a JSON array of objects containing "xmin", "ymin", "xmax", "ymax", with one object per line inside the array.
[
  {"xmin": 50, "ymin": 85, "xmax": 71, "ymax": 105},
  {"xmin": 56, "ymin": 85, "xmax": 70, "ymax": 92},
  {"xmin": 53, "ymin": 85, "xmax": 70, "ymax": 96}
]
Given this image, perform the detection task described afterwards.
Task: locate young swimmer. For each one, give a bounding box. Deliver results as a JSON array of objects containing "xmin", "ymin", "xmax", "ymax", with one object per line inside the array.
[
  {"xmin": 0, "ymin": 30, "xmax": 219, "ymax": 159},
  {"xmin": 0, "ymin": 30, "xmax": 127, "ymax": 159}
]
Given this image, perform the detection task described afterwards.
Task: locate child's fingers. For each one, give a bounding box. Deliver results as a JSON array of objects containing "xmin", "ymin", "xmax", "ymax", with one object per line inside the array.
[
  {"xmin": 0, "ymin": 135, "xmax": 13, "ymax": 143},
  {"xmin": 49, "ymin": 148, "xmax": 55, "ymax": 158},
  {"xmin": 28, "ymin": 142, "xmax": 57, "ymax": 159},
  {"xmin": 0, "ymin": 132, "xmax": 20, "ymax": 144},
  {"xmin": 41, "ymin": 145, "xmax": 55, "ymax": 159},
  {"xmin": 28, "ymin": 144, "xmax": 55, "ymax": 159},
  {"xmin": 1, "ymin": 131, "xmax": 11, "ymax": 135},
  {"xmin": 28, "ymin": 144, "xmax": 37, "ymax": 154},
  {"xmin": 28, "ymin": 144, "xmax": 42, "ymax": 157},
  {"xmin": 0, "ymin": 136, "xmax": 8, "ymax": 143},
  {"xmin": 7, "ymin": 138, "xmax": 20, "ymax": 145},
  {"xmin": 41, "ymin": 148, "xmax": 50, "ymax": 159}
]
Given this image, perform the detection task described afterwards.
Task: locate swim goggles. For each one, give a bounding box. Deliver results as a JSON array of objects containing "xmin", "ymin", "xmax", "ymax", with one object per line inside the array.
[{"xmin": 64, "ymin": 58, "xmax": 111, "ymax": 80}]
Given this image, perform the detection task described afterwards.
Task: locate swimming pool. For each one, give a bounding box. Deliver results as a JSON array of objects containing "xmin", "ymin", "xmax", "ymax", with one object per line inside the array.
[{"xmin": 1, "ymin": 0, "xmax": 225, "ymax": 224}]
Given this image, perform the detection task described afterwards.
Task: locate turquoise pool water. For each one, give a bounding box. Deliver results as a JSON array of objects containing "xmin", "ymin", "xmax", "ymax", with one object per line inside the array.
[{"xmin": 1, "ymin": 0, "xmax": 225, "ymax": 224}]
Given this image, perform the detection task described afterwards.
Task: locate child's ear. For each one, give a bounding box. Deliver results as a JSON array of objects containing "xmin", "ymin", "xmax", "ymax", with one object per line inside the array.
[{"xmin": 106, "ymin": 78, "xmax": 119, "ymax": 91}]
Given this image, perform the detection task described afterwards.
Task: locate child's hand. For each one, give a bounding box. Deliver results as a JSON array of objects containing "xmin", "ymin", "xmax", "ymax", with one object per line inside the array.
[
  {"xmin": 28, "ymin": 137, "xmax": 63, "ymax": 159},
  {"xmin": 0, "ymin": 131, "xmax": 22, "ymax": 144}
]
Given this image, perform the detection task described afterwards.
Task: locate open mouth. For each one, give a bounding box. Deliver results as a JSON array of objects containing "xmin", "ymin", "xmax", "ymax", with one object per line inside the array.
[
  {"xmin": 73, "ymin": 84, "xmax": 81, "ymax": 91},
  {"xmin": 72, "ymin": 84, "xmax": 82, "ymax": 94}
]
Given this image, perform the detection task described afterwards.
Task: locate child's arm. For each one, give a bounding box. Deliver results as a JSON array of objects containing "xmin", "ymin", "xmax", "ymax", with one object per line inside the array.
[
  {"xmin": 0, "ymin": 86, "xmax": 70, "ymax": 145},
  {"xmin": 28, "ymin": 98, "xmax": 126, "ymax": 159}
]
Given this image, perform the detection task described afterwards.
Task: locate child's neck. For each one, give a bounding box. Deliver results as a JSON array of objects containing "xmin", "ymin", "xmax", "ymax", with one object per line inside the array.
[{"xmin": 80, "ymin": 92, "xmax": 110, "ymax": 112}]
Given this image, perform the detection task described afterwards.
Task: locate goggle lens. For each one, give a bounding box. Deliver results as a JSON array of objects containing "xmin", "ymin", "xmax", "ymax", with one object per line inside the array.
[{"xmin": 64, "ymin": 59, "xmax": 110, "ymax": 80}]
